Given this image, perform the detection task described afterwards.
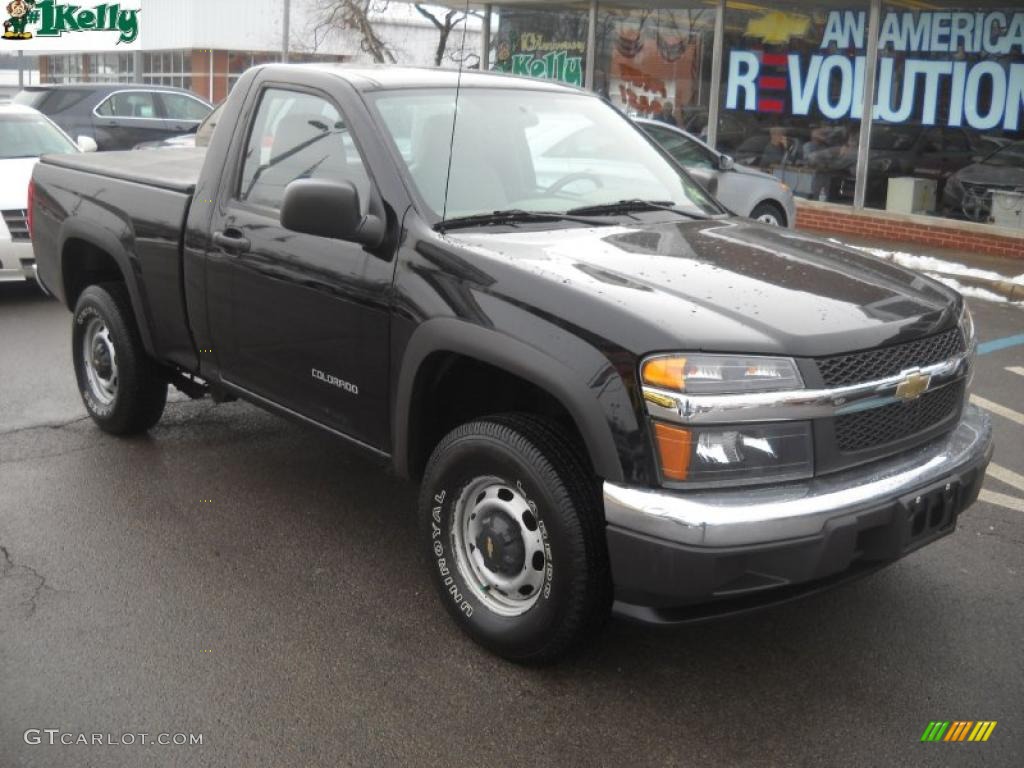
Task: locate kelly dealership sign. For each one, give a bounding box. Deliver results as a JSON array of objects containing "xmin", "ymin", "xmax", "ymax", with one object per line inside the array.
[
  {"xmin": 727, "ymin": 10, "xmax": 1024, "ymax": 131},
  {"xmin": 1, "ymin": 0, "xmax": 140, "ymax": 49}
]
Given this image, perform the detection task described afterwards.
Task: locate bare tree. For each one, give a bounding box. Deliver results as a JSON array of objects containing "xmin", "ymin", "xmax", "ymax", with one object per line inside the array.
[
  {"xmin": 414, "ymin": 4, "xmax": 477, "ymax": 67},
  {"xmin": 311, "ymin": 0, "xmax": 396, "ymax": 63}
]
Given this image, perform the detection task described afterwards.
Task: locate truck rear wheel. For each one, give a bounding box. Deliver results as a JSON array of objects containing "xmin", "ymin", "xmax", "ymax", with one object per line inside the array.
[
  {"xmin": 72, "ymin": 283, "xmax": 167, "ymax": 435},
  {"xmin": 419, "ymin": 414, "xmax": 611, "ymax": 663}
]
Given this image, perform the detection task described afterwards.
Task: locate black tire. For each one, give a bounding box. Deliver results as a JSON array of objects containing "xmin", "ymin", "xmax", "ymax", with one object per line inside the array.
[
  {"xmin": 750, "ymin": 200, "xmax": 787, "ymax": 227},
  {"xmin": 72, "ymin": 282, "xmax": 167, "ymax": 435},
  {"xmin": 419, "ymin": 413, "xmax": 612, "ymax": 663}
]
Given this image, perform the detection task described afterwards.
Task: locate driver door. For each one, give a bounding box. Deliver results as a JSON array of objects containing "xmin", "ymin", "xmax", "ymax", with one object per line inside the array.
[{"xmin": 204, "ymin": 85, "xmax": 394, "ymax": 450}]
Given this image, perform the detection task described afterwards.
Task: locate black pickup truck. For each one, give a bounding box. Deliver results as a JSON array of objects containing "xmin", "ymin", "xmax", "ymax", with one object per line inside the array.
[{"xmin": 30, "ymin": 65, "xmax": 993, "ymax": 662}]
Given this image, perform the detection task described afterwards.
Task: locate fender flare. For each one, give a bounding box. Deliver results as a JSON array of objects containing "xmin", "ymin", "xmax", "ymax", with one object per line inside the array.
[
  {"xmin": 58, "ymin": 216, "xmax": 158, "ymax": 356},
  {"xmin": 393, "ymin": 317, "xmax": 625, "ymax": 483}
]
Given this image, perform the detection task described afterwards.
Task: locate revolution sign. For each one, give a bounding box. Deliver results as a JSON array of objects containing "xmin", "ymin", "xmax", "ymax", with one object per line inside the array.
[{"xmin": 726, "ymin": 10, "xmax": 1024, "ymax": 131}]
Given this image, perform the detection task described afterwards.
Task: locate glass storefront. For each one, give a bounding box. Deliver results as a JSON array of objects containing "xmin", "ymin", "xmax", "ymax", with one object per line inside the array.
[
  {"xmin": 719, "ymin": 2, "xmax": 869, "ymax": 204},
  {"xmin": 485, "ymin": 0, "xmax": 1024, "ymax": 230},
  {"xmin": 594, "ymin": 6, "xmax": 714, "ymax": 127},
  {"xmin": 492, "ymin": 4, "xmax": 591, "ymax": 87},
  {"xmin": 868, "ymin": 3, "xmax": 1024, "ymax": 226}
]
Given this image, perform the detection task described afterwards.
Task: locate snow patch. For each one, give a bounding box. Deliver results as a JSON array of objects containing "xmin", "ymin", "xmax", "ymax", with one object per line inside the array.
[{"xmin": 827, "ymin": 239, "xmax": 1024, "ymax": 286}]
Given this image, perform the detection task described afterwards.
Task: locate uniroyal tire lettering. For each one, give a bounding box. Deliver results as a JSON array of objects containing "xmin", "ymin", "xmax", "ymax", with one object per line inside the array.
[
  {"xmin": 538, "ymin": 518, "xmax": 554, "ymax": 599},
  {"xmin": 431, "ymin": 488, "xmax": 473, "ymax": 617}
]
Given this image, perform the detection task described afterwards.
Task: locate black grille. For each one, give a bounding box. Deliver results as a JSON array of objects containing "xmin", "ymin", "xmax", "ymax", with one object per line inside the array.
[
  {"xmin": 835, "ymin": 382, "xmax": 964, "ymax": 453},
  {"xmin": 816, "ymin": 328, "xmax": 965, "ymax": 388},
  {"xmin": 2, "ymin": 209, "xmax": 29, "ymax": 242}
]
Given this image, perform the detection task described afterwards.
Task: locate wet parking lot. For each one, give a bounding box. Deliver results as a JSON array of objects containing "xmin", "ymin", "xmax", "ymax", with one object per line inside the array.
[{"xmin": 1, "ymin": 278, "xmax": 1022, "ymax": 767}]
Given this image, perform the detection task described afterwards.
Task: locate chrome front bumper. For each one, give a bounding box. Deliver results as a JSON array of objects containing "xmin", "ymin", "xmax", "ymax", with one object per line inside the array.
[{"xmin": 604, "ymin": 404, "xmax": 993, "ymax": 549}]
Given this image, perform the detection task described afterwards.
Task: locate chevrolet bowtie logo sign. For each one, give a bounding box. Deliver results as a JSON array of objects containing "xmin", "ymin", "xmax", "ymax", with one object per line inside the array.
[{"xmin": 895, "ymin": 370, "xmax": 931, "ymax": 401}]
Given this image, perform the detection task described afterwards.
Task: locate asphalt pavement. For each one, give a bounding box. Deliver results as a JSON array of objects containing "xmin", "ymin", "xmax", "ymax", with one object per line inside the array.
[{"xmin": 1, "ymin": 270, "xmax": 1022, "ymax": 768}]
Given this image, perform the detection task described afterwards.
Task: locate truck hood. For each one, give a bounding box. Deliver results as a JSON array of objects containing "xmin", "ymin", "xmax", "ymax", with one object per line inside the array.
[
  {"xmin": 446, "ymin": 217, "xmax": 960, "ymax": 358},
  {"xmin": 0, "ymin": 158, "xmax": 37, "ymax": 210}
]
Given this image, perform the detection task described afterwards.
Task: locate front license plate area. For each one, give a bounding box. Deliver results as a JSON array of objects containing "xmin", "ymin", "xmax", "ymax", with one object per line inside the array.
[{"xmin": 900, "ymin": 478, "xmax": 962, "ymax": 553}]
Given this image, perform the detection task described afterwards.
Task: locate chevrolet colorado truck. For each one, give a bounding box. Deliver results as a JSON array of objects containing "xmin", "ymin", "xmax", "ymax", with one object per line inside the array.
[{"xmin": 30, "ymin": 65, "xmax": 994, "ymax": 663}]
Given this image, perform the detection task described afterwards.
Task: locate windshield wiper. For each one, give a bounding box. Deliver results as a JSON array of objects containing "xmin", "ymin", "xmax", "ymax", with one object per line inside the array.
[
  {"xmin": 566, "ymin": 199, "xmax": 709, "ymax": 220},
  {"xmin": 437, "ymin": 209, "xmax": 614, "ymax": 232}
]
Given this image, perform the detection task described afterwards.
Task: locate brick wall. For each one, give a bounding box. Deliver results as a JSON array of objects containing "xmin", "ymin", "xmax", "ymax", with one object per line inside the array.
[{"xmin": 795, "ymin": 200, "xmax": 1024, "ymax": 260}]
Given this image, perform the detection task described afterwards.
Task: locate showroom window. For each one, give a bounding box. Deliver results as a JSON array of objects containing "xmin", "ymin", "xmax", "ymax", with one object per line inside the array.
[
  {"xmin": 717, "ymin": 1, "xmax": 871, "ymax": 205},
  {"xmin": 143, "ymin": 50, "xmax": 193, "ymax": 90},
  {"xmin": 867, "ymin": 3, "xmax": 1024, "ymax": 227},
  {"xmin": 492, "ymin": 4, "xmax": 591, "ymax": 87},
  {"xmin": 593, "ymin": 5, "xmax": 715, "ymax": 128}
]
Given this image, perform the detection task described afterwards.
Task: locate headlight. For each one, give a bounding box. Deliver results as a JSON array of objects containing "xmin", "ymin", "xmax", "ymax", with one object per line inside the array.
[
  {"xmin": 653, "ymin": 421, "xmax": 813, "ymax": 486},
  {"xmin": 642, "ymin": 354, "xmax": 810, "ymax": 486},
  {"xmin": 641, "ymin": 354, "xmax": 803, "ymax": 394}
]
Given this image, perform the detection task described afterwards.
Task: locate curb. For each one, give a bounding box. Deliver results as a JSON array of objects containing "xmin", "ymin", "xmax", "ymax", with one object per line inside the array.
[{"xmin": 932, "ymin": 273, "xmax": 1024, "ymax": 301}]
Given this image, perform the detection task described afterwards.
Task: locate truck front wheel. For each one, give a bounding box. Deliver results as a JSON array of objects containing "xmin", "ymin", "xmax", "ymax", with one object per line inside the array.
[
  {"xmin": 72, "ymin": 283, "xmax": 167, "ymax": 435},
  {"xmin": 419, "ymin": 414, "xmax": 612, "ymax": 663}
]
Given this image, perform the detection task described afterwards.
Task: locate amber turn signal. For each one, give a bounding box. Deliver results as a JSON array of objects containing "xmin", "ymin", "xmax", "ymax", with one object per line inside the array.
[
  {"xmin": 653, "ymin": 422, "xmax": 692, "ymax": 481},
  {"xmin": 642, "ymin": 356, "xmax": 686, "ymax": 391}
]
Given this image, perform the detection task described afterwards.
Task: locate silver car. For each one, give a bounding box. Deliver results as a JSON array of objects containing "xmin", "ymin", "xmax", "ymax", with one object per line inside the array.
[{"xmin": 637, "ymin": 118, "xmax": 796, "ymax": 228}]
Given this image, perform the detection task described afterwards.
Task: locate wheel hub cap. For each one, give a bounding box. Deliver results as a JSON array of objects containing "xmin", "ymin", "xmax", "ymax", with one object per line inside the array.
[
  {"xmin": 452, "ymin": 478, "xmax": 547, "ymax": 617},
  {"xmin": 82, "ymin": 317, "xmax": 118, "ymax": 405},
  {"xmin": 475, "ymin": 509, "xmax": 525, "ymax": 576}
]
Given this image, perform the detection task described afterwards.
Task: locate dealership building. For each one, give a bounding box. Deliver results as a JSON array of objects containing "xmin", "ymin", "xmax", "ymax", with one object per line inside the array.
[
  {"xmin": 33, "ymin": 0, "xmax": 483, "ymax": 103},
  {"xmin": 24, "ymin": 0, "xmax": 1024, "ymax": 256}
]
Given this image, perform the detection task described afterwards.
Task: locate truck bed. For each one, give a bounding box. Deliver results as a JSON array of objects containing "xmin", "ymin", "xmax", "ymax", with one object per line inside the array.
[{"xmin": 41, "ymin": 147, "xmax": 206, "ymax": 194}]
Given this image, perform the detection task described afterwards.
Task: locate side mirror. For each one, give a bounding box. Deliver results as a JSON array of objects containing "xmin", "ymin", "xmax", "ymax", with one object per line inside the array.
[
  {"xmin": 77, "ymin": 135, "xmax": 98, "ymax": 153},
  {"xmin": 280, "ymin": 179, "xmax": 385, "ymax": 248},
  {"xmin": 718, "ymin": 154, "xmax": 735, "ymax": 171}
]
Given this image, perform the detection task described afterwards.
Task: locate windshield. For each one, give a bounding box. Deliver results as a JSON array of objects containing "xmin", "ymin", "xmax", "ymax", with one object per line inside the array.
[
  {"xmin": 0, "ymin": 114, "xmax": 77, "ymax": 158},
  {"xmin": 370, "ymin": 87, "xmax": 721, "ymax": 223},
  {"xmin": 982, "ymin": 141, "xmax": 1024, "ymax": 168}
]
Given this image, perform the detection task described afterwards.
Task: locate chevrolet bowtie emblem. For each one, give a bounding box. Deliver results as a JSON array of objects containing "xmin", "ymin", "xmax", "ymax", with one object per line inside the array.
[{"xmin": 895, "ymin": 370, "xmax": 931, "ymax": 401}]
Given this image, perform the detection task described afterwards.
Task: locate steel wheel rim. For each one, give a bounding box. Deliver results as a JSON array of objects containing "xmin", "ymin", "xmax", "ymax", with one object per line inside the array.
[
  {"xmin": 82, "ymin": 316, "xmax": 118, "ymax": 405},
  {"xmin": 756, "ymin": 212, "xmax": 780, "ymax": 225},
  {"xmin": 451, "ymin": 477, "xmax": 547, "ymax": 617}
]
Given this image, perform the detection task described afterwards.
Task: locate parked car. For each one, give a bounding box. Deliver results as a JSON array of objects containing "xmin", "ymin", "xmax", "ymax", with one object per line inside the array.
[
  {"xmin": 133, "ymin": 101, "xmax": 224, "ymax": 150},
  {"xmin": 637, "ymin": 118, "xmax": 796, "ymax": 227},
  {"xmin": 942, "ymin": 141, "xmax": 1024, "ymax": 222},
  {"xmin": 807, "ymin": 125, "xmax": 1006, "ymax": 207},
  {"xmin": 14, "ymin": 84, "xmax": 212, "ymax": 151},
  {"xmin": 30, "ymin": 66, "xmax": 992, "ymax": 662},
  {"xmin": 0, "ymin": 103, "xmax": 88, "ymax": 284}
]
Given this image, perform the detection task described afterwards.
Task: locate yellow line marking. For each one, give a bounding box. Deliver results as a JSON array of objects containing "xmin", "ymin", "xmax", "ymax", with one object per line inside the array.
[
  {"xmin": 982, "ymin": 721, "xmax": 997, "ymax": 741},
  {"xmin": 971, "ymin": 395, "xmax": 1024, "ymax": 427},
  {"xmin": 979, "ymin": 490, "xmax": 1024, "ymax": 513},
  {"xmin": 968, "ymin": 722, "xmax": 984, "ymax": 741},
  {"xmin": 987, "ymin": 464, "xmax": 1024, "ymax": 495}
]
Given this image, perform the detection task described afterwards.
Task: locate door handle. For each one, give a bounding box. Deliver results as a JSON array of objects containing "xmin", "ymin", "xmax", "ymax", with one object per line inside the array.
[{"xmin": 213, "ymin": 230, "xmax": 251, "ymax": 253}]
